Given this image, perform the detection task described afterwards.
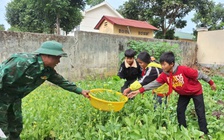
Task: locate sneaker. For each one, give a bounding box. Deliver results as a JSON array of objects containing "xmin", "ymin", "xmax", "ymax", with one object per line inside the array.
[
  {"xmin": 207, "ymin": 135, "xmax": 212, "ymax": 140},
  {"xmin": 199, "ymin": 135, "xmax": 204, "ymax": 139},
  {"xmin": 199, "ymin": 134, "xmax": 212, "ymax": 140}
]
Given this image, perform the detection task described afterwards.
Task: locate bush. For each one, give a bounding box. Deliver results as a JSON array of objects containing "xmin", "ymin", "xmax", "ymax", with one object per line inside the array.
[{"xmin": 119, "ymin": 40, "xmax": 182, "ymax": 63}]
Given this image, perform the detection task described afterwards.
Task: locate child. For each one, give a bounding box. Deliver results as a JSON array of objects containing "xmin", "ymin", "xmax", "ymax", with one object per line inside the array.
[
  {"xmin": 117, "ymin": 49, "xmax": 142, "ymax": 92},
  {"xmin": 127, "ymin": 51, "xmax": 216, "ymax": 136},
  {"xmin": 123, "ymin": 52, "xmax": 170, "ymax": 106}
]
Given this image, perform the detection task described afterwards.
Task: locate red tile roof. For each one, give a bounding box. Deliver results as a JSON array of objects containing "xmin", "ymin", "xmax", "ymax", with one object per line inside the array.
[{"xmin": 94, "ymin": 15, "xmax": 158, "ymax": 30}]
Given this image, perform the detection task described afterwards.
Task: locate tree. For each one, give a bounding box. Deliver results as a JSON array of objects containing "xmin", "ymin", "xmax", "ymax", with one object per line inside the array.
[
  {"xmin": 192, "ymin": 2, "xmax": 224, "ymax": 30},
  {"xmin": 0, "ymin": 24, "xmax": 5, "ymax": 31},
  {"xmin": 5, "ymin": 0, "xmax": 86, "ymax": 34},
  {"xmin": 118, "ymin": 0, "xmax": 195, "ymax": 39},
  {"xmin": 7, "ymin": 26, "xmax": 22, "ymax": 32},
  {"xmin": 87, "ymin": 0, "xmax": 104, "ymax": 7},
  {"xmin": 118, "ymin": 0, "xmax": 217, "ymax": 39}
]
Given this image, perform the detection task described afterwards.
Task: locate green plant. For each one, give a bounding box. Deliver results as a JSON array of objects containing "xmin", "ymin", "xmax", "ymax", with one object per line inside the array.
[
  {"xmin": 20, "ymin": 75, "xmax": 224, "ymax": 139},
  {"xmin": 120, "ymin": 40, "xmax": 182, "ymax": 64},
  {"xmin": 91, "ymin": 91, "xmax": 124, "ymax": 102}
]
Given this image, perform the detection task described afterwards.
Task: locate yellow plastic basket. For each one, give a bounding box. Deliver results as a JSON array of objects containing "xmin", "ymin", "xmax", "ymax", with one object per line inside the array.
[{"xmin": 89, "ymin": 89, "xmax": 128, "ymax": 112}]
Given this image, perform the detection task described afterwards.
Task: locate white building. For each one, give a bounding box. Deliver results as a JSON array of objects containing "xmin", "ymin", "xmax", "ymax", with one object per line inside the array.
[{"xmin": 66, "ymin": 1, "xmax": 123, "ymax": 36}]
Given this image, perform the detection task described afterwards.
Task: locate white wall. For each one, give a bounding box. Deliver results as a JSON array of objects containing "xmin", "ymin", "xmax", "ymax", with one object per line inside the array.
[
  {"xmin": 66, "ymin": 2, "xmax": 123, "ymax": 36},
  {"xmin": 81, "ymin": 7, "xmax": 122, "ymax": 32},
  {"xmin": 197, "ymin": 30, "xmax": 224, "ymax": 66}
]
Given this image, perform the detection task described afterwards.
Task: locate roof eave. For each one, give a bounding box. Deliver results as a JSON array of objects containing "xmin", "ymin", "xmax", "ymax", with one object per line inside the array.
[{"xmin": 85, "ymin": 1, "xmax": 123, "ymax": 18}]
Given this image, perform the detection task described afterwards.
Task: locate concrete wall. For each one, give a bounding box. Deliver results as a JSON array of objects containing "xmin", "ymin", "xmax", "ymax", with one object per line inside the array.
[
  {"xmin": 163, "ymin": 40, "xmax": 197, "ymax": 67},
  {"xmin": 197, "ymin": 30, "xmax": 224, "ymax": 67},
  {"xmin": 0, "ymin": 31, "xmax": 197, "ymax": 81}
]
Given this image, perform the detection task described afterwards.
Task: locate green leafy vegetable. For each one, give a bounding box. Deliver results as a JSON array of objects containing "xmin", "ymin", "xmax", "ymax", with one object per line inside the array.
[{"xmin": 91, "ymin": 91, "xmax": 124, "ymax": 102}]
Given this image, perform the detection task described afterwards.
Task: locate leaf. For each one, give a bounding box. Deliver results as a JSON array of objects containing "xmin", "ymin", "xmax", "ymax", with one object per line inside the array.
[{"xmin": 124, "ymin": 117, "xmax": 132, "ymax": 126}]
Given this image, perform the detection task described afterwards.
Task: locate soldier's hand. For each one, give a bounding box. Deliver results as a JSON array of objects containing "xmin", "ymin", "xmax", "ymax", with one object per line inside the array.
[{"xmin": 81, "ymin": 90, "xmax": 90, "ymax": 98}]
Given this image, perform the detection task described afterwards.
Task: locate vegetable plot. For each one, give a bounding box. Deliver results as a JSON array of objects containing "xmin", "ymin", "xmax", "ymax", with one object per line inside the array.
[
  {"xmin": 21, "ymin": 76, "xmax": 224, "ymax": 140},
  {"xmin": 90, "ymin": 90, "xmax": 125, "ymax": 102}
]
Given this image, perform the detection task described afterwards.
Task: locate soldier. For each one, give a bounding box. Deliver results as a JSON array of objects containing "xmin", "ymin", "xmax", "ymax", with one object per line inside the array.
[{"xmin": 0, "ymin": 40, "xmax": 90, "ymax": 140}]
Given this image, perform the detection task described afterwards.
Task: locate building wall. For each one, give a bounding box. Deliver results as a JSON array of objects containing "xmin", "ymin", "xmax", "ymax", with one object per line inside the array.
[
  {"xmin": 98, "ymin": 20, "xmax": 114, "ymax": 34},
  {"xmin": 98, "ymin": 24, "xmax": 154, "ymax": 38},
  {"xmin": 197, "ymin": 30, "xmax": 224, "ymax": 67},
  {"xmin": 113, "ymin": 25, "xmax": 154, "ymax": 38},
  {"xmin": 0, "ymin": 31, "xmax": 197, "ymax": 81}
]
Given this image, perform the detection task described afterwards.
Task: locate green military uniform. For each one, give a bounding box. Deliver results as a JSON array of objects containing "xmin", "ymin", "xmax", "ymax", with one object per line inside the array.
[{"xmin": 0, "ymin": 41, "xmax": 83, "ymax": 140}]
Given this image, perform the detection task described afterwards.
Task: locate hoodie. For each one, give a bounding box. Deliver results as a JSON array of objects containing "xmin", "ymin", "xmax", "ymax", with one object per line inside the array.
[
  {"xmin": 130, "ymin": 62, "xmax": 169, "ymax": 94},
  {"xmin": 139, "ymin": 63, "xmax": 214, "ymax": 96}
]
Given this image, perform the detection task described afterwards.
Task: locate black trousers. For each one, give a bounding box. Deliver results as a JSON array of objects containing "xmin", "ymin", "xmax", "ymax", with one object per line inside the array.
[{"xmin": 177, "ymin": 94, "xmax": 208, "ymax": 134}]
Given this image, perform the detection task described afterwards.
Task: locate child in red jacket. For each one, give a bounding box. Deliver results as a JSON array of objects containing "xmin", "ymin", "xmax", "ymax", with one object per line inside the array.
[{"xmin": 127, "ymin": 51, "xmax": 216, "ymax": 136}]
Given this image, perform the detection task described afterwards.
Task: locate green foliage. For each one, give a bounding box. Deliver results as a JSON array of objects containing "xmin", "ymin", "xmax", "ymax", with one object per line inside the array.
[
  {"xmin": 7, "ymin": 26, "xmax": 22, "ymax": 32},
  {"xmin": 87, "ymin": 0, "xmax": 104, "ymax": 7},
  {"xmin": 91, "ymin": 90, "xmax": 124, "ymax": 102},
  {"xmin": 21, "ymin": 75, "xmax": 224, "ymax": 139},
  {"xmin": 192, "ymin": 1, "xmax": 224, "ymax": 39},
  {"xmin": 120, "ymin": 40, "xmax": 181, "ymax": 63},
  {"xmin": 0, "ymin": 24, "xmax": 5, "ymax": 31},
  {"xmin": 155, "ymin": 29, "xmax": 176, "ymax": 39},
  {"xmin": 118, "ymin": 0, "xmax": 192, "ymax": 39},
  {"xmin": 192, "ymin": 2, "xmax": 224, "ymax": 31},
  {"xmin": 118, "ymin": 0, "xmax": 219, "ymax": 38},
  {"xmin": 5, "ymin": 0, "xmax": 84, "ymax": 34}
]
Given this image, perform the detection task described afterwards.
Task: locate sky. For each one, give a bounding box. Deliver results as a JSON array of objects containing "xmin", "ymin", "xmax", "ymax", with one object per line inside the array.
[{"xmin": 0, "ymin": 0, "xmax": 223, "ymax": 33}]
